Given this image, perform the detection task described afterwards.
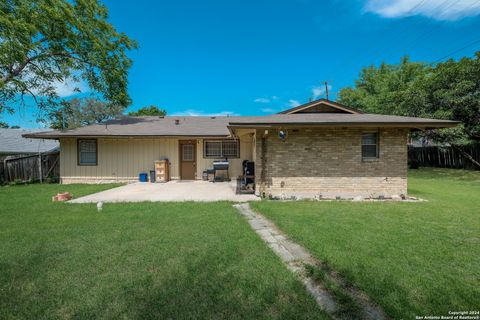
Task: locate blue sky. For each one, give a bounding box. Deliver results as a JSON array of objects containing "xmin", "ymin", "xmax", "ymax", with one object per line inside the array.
[{"xmin": 3, "ymin": 0, "xmax": 480, "ymax": 127}]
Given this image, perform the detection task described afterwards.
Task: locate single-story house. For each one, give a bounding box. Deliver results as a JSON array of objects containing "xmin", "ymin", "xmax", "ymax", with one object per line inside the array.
[
  {"xmin": 24, "ymin": 99, "xmax": 457, "ymax": 198},
  {"xmin": 1, "ymin": 128, "xmax": 60, "ymax": 184},
  {"xmin": 0, "ymin": 128, "xmax": 59, "ymax": 160}
]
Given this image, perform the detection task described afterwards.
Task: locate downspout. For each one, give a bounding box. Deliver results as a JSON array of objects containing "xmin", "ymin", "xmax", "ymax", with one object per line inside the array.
[{"xmin": 260, "ymin": 131, "xmax": 268, "ymax": 198}]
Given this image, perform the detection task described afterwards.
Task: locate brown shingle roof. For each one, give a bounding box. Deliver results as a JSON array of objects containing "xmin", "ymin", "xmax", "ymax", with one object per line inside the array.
[
  {"xmin": 23, "ymin": 116, "xmax": 246, "ymax": 139},
  {"xmin": 228, "ymin": 113, "xmax": 459, "ymax": 128},
  {"xmin": 24, "ymin": 114, "xmax": 458, "ymax": 139},
  {"xmin": 278, "ymin": 98, "xmax": 363, "ymax": 114}
]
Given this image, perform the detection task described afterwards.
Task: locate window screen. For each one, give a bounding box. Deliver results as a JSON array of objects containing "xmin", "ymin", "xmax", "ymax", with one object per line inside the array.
[
  {"xmin": 78, "ymin": 139, "xmax": 97, "ymax": 165},
  {"xmin": 204, "ymin": 140, "xmax": 239, "ymax": 158},
  {"xmin": 362, "ymin": 133, "xmax": 379, "ymax": 159},
  {"xmin": 182, "ymin": 144, "xmax": 194, "ymax": 161},
  {"xmin": 222, "ymin": 141, "xmax": 239, "ymax": 157},
  {"xmin": 204, "ymin": 141, "xmax": 222, "ymax": 157}
]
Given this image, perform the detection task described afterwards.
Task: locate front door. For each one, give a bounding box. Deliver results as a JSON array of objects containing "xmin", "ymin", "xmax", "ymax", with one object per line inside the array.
[{"xmin": 180, "ymin": 140, "xmax": 196, "ymax": 180}]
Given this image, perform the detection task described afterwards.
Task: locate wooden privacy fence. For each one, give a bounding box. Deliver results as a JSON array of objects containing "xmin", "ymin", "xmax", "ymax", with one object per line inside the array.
[
  {"xmin": 1, "ymin": 152, "xmax": 59, "ymax": 184},
  {"xmin": 408, "ymin": 145, "xmax": 480, "ymax": 170}
]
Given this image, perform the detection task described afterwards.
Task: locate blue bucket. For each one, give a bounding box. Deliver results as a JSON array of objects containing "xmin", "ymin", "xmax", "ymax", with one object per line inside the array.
[{"xmin": 139, "ymin": 172, "xmax": 148, "ymax": 182}]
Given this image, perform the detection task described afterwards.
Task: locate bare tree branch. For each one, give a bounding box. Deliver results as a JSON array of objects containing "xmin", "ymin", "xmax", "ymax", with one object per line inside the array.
[
  {"xmin": 2, "ymin": 51, "xmax": 79, "ymax": 84},
  {"xmin": 452, "ymin": 145, "xmax": 480, "ymax": 168}
]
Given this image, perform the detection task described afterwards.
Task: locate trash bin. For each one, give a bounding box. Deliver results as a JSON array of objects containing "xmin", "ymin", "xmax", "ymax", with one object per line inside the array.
[
  {"xmin": 206, "ymin": 168, "xmax": 215, "ymax": 182},
  {"xmin": 139, "ymin": 172, "xmax": 148, "ymax": 182},
  {"xmin": 150, "ymin": 170, "xmax": 156, "ymax": 183}
]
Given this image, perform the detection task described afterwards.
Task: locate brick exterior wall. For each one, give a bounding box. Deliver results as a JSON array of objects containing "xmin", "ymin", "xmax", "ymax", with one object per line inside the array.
[{"xmin": 255, "ymin": 127, "xmax": 408, "ymax": 198}]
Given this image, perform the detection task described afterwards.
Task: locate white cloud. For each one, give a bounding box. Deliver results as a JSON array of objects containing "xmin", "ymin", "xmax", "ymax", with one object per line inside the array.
[
  {"xmin": 261, "ymin": 107, "xmax": 276, "ymax": 113},
  {"xmin": 22, "ymin": 71, "xmax": 88, "ymax": 98},
  {"xmin": 312, "ymin": 84, "xmax": 333, "ymax": 100},
  {"xmin": 254, "ymin": 96, "xmax": 280, "ymax": 103},
  {"xmin": 171, "ymin": 109, "xmax": 240, "ymax": 116},
  {"xmin": 52, "ymin": 79, "xmax": 88, "ymax": 97},
  {"xmin": 288, "ymin": 100, "xmax": 300, "ymax": 108},
  {"xmin": 364, "ymin": 0, "xmax": 480, "ymax": 21}
]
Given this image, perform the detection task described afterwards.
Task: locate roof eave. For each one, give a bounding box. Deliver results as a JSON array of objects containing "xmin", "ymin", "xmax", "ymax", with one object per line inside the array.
[
  {"xmin": 278, "ymin": 98, "xmax": 364, "ymax": 114},
  {"xmin": 227, "ymin": 121, "xmax": 459, "ymax": 129},
  {"xmin": 23, "ymin": 133, "xmax": 232, "ymax": 139},
  {"xmin": 22, "ymin": 133, "xmax": 56, "ymax": 139}
]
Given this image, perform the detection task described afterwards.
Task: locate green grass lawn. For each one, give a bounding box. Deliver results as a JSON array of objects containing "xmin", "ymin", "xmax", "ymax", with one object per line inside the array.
[
  {"xmin": 251, "ymin": 168, "xmax": 480, "ymax": 319},
  {"xmin": 0, "ymin": 184, "xmax": 326, "ymax": 319}
]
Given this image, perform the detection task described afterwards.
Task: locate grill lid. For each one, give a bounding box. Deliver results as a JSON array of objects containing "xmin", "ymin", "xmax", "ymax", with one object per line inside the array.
[{"xmin": 213, "ymin": 160, "xmax": 229, "ymax": 169}]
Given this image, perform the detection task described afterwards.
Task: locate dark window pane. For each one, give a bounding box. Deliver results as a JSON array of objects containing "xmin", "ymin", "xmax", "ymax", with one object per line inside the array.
[
  {"xmin": 222, "ymin": 141, "xmax": 238, "ymax": 157},
  {"xmin": 362, "ymin": 133, "xmax": 377, "ymax": 145},
  {"xmin": 78, "ymin": 140, "xmax": 97, "ymax": 165},
  {"xmin": 205, "ymin": 141, "xmax": 222, "ymax": 157},
  {"xmin": 204, "ymin": 140, "xmax": 239, "ymax": 158},
  {"xmin": 361, "ymin": 133, "xmax": 378, "ymax": 159},
  {"xmin": 362, "ymin": 145, "xmax": 377, "ymax": 158},
  {"xmin": 80, "ymin": 152, "xmax": 96, "ymax": 164}
]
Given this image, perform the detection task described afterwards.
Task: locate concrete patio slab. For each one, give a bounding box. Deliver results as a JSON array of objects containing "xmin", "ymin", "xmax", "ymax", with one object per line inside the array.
[{"xmin": 69, "ymin": 180, "xmax": 259, "ymax": 203}]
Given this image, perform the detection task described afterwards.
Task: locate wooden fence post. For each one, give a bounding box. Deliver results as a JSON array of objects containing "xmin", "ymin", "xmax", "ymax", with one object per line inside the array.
[
  {"xmin": 408, "ymin": 145, "xmax": 480, "ymax": 170},
  {"xmin": 38, "ymin": 153, "xmax": 43, "ymax": 184}
]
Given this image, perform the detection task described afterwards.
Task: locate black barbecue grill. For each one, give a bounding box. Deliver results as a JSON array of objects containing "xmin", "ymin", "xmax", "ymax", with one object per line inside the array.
[
  {"xmin": 236, "ymin": 160, "xmax": 255, "ymax": 194},
  {"xmin": 212, "ymin": 160, "xmax": 229, "ymax": 182}
]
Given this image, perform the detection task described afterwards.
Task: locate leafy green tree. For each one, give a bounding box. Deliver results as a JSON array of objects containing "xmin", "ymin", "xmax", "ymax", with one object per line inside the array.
[
  {"xmin": 421, "ymin": 54, "xmax": 480, "ymax": 143},
  {"xmin": 338, "ymin": 56, "xmax": 431, "ymax": 116},
  {"xmin": 0, "ymin": 121, "xmax": 19, "ymax": 128},
  {"xmin": 0, "ymin": 0, "xmax": 137, "ymax": 115},
  {"xmin": 128, "ymin": 106, "xmax": 167, "ymax": 116},
  {"xmin": 338, "ymin": 54, "xmax": 480, "ymax": 145},
  {"xmin": 47, "ymin": 98, "xmax": 124, "ymax": 129}
]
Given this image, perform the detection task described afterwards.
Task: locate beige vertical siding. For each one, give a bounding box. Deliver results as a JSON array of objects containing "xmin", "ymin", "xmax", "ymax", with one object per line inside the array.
[
  {"xmin": 60, "ymin": 135, "xmax": 254, "ymax": 184},
  {"xmin": 60, "ymin": 137, "xmax": 181, "ymax": 183},
  {"xmin": 195, "ymin": 134, "xmax": 254, "ymax": 179}
]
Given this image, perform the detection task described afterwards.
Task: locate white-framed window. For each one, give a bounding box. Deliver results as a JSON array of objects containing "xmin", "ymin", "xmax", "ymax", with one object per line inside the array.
[
  {"xmin": 203, "ymin": 140, "xmax": 239, "ymax": 158},
  {"xmin": 78, "ymin": 139, "xmax": 97, "ymax": 165},
  {"xmin": 182, "ymin": 144, "xmax": 195, "ymax": 161},
  {"xmin": 361, "ymin": 133, "xmax": 379, "ymax": 159}
]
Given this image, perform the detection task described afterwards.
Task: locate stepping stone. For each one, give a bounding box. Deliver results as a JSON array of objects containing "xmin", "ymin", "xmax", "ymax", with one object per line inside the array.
[{"xmin": 234, "ymin": 203, "xmax": 387, "ymax": 320}]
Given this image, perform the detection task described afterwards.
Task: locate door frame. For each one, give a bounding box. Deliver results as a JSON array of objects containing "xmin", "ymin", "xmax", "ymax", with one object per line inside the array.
[{"xmin": 179, "ymin": 140, "xmax": 197, "ymax": 180}]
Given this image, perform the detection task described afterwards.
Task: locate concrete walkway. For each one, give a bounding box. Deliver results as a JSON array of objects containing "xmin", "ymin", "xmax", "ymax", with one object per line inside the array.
[
  {"xmin": 234, "ymin": 203, "xmax": 386, "ymax": 320},
  {"xmin": 70, "ymin": 180, "xmax": 259, "ymax": 203}
]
